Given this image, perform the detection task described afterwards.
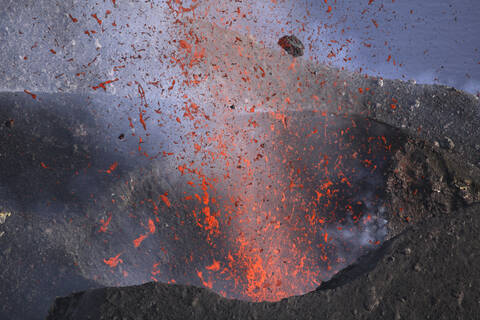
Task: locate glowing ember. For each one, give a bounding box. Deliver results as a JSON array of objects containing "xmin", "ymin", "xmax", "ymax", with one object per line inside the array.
[{"xmin": 104, "ymin": 253, "xmax": 123, "ymax": 268}]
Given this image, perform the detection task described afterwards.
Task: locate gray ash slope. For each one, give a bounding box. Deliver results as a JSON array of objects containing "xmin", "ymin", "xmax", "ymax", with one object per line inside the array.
[
  {"xmin": 47, "ymin": 203, "xmax": 480, "ymax": 320},
  {"xmin": 0, "ymin": 92, "xmax": 188, "ymax": 320},
  {"xmin": 0, "ymin": 93, "xmax": 135, "ymax": 320}
]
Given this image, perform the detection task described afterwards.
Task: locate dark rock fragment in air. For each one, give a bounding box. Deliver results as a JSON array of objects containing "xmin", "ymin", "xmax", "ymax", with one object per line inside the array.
[{"xmin": 278, "ymin": 35, "xmax": 304, "ymax": 57}]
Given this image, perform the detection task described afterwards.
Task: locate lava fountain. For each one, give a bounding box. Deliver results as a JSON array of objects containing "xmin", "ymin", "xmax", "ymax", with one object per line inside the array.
[
  {"xmin": 131, "ymin": 10, "xmax": 402, "ymax": 300},
  {"xmin": 165, "ymin": 109, "xmax": 400, "ymax": 301}
]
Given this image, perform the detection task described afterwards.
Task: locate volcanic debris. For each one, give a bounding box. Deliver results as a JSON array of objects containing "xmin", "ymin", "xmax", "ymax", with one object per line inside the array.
[{"xmin": 278, "ymin": 35, "xmax": 304, "ymax": 57}]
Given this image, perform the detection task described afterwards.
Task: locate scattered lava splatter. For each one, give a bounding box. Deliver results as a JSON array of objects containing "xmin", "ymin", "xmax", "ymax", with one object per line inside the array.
[{"xmin": 26, "ymin": 0, "xmax": 406, "ymax": 303}]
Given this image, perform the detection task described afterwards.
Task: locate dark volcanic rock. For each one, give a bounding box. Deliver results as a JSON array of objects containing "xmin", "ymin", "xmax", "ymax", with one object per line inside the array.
[
  {"xmin": 385, "ymin": 139, "xmax": 480, "ymax": 237},
  {"xmin": 278, "ymin": 35, "xmax": 304, "ymax": 57},
  {"xmin": 47, "ymin": 204, "xmax": 480, "ymax": 320}
]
